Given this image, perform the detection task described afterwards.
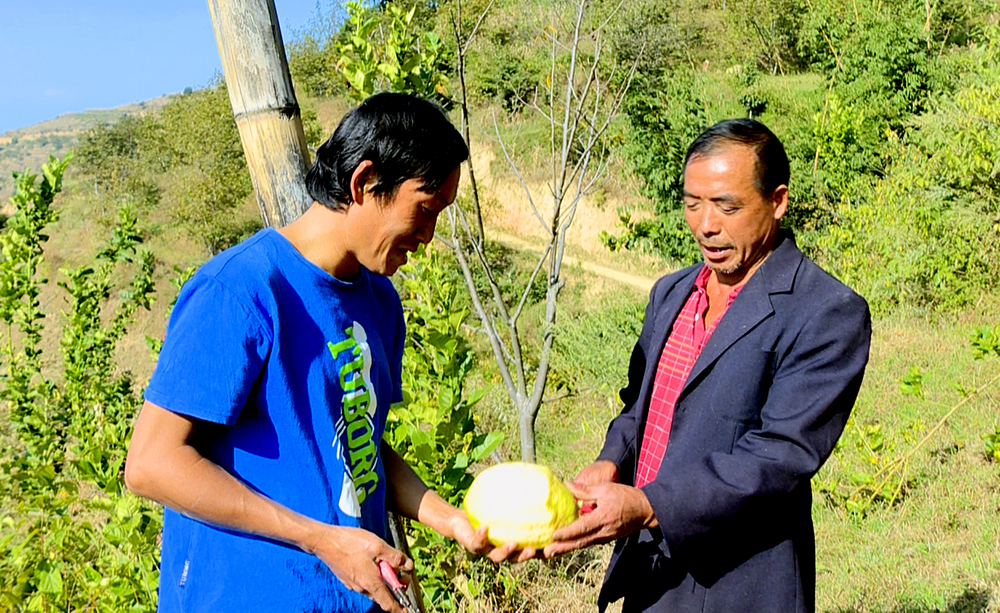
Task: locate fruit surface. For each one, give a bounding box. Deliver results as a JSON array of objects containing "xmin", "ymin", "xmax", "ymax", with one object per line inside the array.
[{"xmin": 463, "ymin": 462, "xmax": 578, "ymax": 548}]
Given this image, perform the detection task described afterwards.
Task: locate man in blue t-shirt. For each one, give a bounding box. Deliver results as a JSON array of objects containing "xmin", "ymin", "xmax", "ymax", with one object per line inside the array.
[{"xmin": 125, "ymin": 93, "xmax": 519, "ymax": 613}]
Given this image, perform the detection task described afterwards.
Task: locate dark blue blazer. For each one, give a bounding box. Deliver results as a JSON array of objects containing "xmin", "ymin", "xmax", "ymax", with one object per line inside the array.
[{"xmin": 596, "ymin": 232, "xmax": 871, "ymax": 613}]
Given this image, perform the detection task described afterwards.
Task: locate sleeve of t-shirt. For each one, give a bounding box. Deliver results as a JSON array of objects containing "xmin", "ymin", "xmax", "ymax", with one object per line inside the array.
[
  {"xmin": 144, "ymin": 275, "xmax": 271, "ymax": 426},
  {"xmin": 389, "ymin": 287, "xmax": 405, "ymax": 405}
]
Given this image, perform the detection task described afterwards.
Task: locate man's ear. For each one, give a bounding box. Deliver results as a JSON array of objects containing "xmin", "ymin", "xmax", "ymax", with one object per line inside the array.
[
  {"xmin": 349, "ymin": 160, "xmax": 376, "ymax": 206},
  {"xmin": 771, "ymin": 184, "xmax": 789, "ymax": 222}
]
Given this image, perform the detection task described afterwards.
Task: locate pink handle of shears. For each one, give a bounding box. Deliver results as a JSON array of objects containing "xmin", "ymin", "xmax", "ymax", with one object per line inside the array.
[
  {"xmin": 377, "ymin": 560, "xmax": 405, "ymax": 590},
  {"xmin": 580, "ymin": 502, "xmax": 596, "ymax": 514}
]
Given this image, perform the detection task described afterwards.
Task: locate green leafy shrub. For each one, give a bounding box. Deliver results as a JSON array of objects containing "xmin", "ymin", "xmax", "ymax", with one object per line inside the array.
[
  {"xmin": 75, "ymin": 114, "xmax": 163, "ymax": 223},
  {"xmin": 0, "ymin": 156, "xmax": 161, "ymax": 611},
  {"xmin": 815, "ymin": 27, "xmax": 1000, "ymax": 314},
  {"xmin": 720, "ymin": 0, "xmax": 808, "ymax": 74},
  {"xmin": 288, "ymin": 33, "xmax": 348, "ymax": 98},
  {"xmin": 601, "ymin": 68, "xmax": 709, "ymax": 263},
  {"xmin": 336, "ymin": 1, "xmax": 451, "ymax": 103},
  {"xmin": 157, "ymin": 83, "xmax": 259, "ymax": 254},
  {"xmin": 386, "ymin": 246, "xmax": 504, "ymax": 612}
]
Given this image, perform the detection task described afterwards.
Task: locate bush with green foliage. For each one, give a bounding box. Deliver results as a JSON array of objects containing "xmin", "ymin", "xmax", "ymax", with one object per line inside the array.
[
  {"xmin": 720, "ymin": 0, "xmax": 807, "ymax": 74},
  {"xmin": 157, "ymin": 83, "xmax": 259, "ymax": 254},
  {"xmin": 599, "ymin": 67, "xmax": 708, "ymax": 263},
  {"xmin": 75, "ymin": 83, "xmax": 261, "ymax": 255},
  {"xmin": 800, "ymin": 1, "xmax": 939, "ymax": 120},
  {"xmin": 815, "ymin": 26, "xmax": 1000, "ymax": 314},
  {"xmin": 459, "ymin": 0, "xmax": 547, "ymax": 114},
  {"xmin": 75, "ymin": 114, "xmax": 163, "ymax": 222},
  {"xmin": 0, "ymin": 156, "xmax": 161, "ymax": 611},
  {"xmin": 386, "ymin": 245, "xmax": 505, "ymax": 612},
  {"xmin": 288, "ymin": 33, "xmax": 348, "ymax": 98},
  {"xmin": 336, "ymin": 1, "xmax": 451, "ymax": 103}
]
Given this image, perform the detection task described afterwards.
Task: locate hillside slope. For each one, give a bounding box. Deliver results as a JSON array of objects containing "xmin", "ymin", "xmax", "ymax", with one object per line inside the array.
[{"xmin": 0, "ymin": 96, "xmax": 170, "ymax": 204}]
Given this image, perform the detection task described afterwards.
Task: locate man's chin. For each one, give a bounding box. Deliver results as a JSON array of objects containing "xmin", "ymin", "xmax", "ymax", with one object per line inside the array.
[
  {"xmin": 380, "ymin": 253, "xmax": 408, "ymax": 276},
  {"xmin": 705, "ymin": 261, "xmax": 743, "ymax": 276}
]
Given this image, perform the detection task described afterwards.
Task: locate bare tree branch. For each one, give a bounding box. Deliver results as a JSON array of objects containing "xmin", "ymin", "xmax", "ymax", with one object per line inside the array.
[
  {"xmin": 461, "ymin": 0, "xmax": 497, "ymax": 55},
  {"xmin": 445, "ymin": 209, "xmax": 519, "ymax": 401},
  {"xmin": 492, "ymin": 111, "xmax": 551, "ymax": 235},
  {"xmin": 512, "ymin": 242, "xmax": 553, "ymax": 323}
]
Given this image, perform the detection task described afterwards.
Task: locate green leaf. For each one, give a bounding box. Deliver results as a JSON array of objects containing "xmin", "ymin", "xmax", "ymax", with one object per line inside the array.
[
  {"xmin": 36, "ymin": 566, "xmax": 63, "ymax": 595},
  {"xmin": 466, "ymin": 387, "xmax": 487, "ymax": 407},
  {"xmin": 470, "ymin": 432, "xmax": 504, "ymax": 462},
  {"xmin": 899, "ymin": 365, "xmax": 923, "ymax": 398},
  {"xmin": 437, "ymin": 386, "xmax": 456, "ymax": 411}
]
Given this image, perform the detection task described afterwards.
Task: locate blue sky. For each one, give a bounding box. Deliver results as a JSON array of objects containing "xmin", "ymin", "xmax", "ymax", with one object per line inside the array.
[{"xmin": 1, "ymin": 0, "xmax": 338, "ymax": 134}]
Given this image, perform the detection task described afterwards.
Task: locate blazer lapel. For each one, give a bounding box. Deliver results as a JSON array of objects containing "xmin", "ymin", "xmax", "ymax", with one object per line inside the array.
[
  {"xmin": 681, "ymin": 278, "xmax": 773, "ymax": 397},
  {"xmin": 680, "ymin": 232, "xmax": 802, "ymax": 398}
]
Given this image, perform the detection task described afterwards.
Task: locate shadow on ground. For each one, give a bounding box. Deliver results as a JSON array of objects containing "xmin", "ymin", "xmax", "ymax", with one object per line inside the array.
[{"xmin": 826, "ymin": 586, "xmax": 992, "ymax": 613}]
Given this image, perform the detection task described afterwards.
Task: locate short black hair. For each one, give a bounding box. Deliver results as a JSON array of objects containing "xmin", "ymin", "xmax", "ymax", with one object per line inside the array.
[
  {"xmin": 684, "ymin": 118, "xmax": 789, "ymax": 196},
  {"xmin": 306, "ymin": 92, "xmax": 469, "ymax": 210}
]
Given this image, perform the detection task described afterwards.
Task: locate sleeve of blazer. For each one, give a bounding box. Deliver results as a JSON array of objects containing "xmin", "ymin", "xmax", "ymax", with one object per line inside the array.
[
  {"xmin": 595, "ymin": 277, "xmax": 668, "ymax": 480},
  {"xmin": 640, "ymin": 287, "xmax": 872, "ymax": 555}
]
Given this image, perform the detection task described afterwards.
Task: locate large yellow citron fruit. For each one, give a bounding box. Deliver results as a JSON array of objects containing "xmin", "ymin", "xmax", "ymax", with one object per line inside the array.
[{"xmin": 463, "ymin": 462, "xmax": 578, "ymax": 549}]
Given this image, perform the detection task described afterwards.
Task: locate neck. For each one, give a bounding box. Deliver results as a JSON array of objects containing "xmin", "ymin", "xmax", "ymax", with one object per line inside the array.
[
  {"xmin": 711, "ymin": 249, "xmax": 772, "ymax": 291},
  {"xmin": 278, "ymin": 202, "xmax": 360, "ymax": 280},
  {"xmin": 710, "ymin": 230, "xmax": 783, "ymax": 293}
]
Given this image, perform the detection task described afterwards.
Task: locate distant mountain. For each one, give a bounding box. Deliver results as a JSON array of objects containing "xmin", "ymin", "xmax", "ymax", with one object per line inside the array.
[{"xmin": 0, "ymin": 96, "xmax": 172, "ymax": 204}]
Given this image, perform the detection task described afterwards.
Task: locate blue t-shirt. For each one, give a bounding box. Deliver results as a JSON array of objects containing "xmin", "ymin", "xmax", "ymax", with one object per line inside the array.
[{"xmin": 144, "ymin": 228, "xmax": 404, "ymax": 613}]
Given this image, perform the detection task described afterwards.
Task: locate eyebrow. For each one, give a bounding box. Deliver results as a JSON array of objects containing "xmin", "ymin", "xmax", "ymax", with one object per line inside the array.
[
  {"xmin": 683, "ymin": 190, "xmax": 741, "ymax": 204},
  {"xmin": 424, "ymin": 194, "xmax": 453, "ymax": 211}
]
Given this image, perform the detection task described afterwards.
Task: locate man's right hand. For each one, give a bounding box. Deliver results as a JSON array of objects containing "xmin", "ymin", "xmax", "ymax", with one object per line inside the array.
[
  {"xmin": 125, "ymin": 403, "xmax": 414, "ymax": 613},
  {"xmin": 574, "ymin": 460, "xmax": 620, "ymax": 487},
  {"xmin": 309, "ymin": 525, "xmax": 413, "ymax": 613}
]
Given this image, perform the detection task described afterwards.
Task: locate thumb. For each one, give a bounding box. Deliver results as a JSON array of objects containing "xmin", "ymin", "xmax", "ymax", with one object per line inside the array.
[
  {"xmin": 565, "ymin": 480, "xmax": 594, "ymax": 501},
  {"xmin": 380, "ymin": 546, "xmax": 413, "ymax": 573}
]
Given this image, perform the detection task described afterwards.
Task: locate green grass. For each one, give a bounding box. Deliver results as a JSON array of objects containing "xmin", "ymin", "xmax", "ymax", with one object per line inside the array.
[{"xmin": 811, "ymin": 303, "xmax": 1000, "ymax": 612}]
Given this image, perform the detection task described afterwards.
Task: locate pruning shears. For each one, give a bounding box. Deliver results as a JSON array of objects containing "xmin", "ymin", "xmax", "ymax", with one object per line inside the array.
[{"xmin": 378, "ymin": 560, "xmax": 420, "ymax": 613}]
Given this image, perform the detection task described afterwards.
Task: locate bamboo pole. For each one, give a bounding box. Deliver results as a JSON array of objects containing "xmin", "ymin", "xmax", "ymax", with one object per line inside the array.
[
  {"xmin": 207, "ymin": 0, "xmax": 312, "ymax": 227},
  {"xmin": 206, "ymin": 2, "xmax": 424, "ymax": 610}
]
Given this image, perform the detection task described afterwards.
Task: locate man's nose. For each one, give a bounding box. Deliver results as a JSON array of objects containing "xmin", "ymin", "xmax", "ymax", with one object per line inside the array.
[
  {"xmin": 696, "ymin": 205, "xmax": 721, "ymax": 236},
  {"xmin": 415, "ymin": 215, "xmax": 437, "ymax": 245}
]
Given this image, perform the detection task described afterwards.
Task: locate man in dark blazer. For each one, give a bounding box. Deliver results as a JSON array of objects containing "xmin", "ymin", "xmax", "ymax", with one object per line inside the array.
[{"xmin": 543, "ymin": 119, "xmax": 872, "ymax": 613}]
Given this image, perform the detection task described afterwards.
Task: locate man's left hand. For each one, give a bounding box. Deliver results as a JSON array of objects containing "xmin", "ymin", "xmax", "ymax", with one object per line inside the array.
[
  {"xmin": 446, "ymin": 511, "xmax": 539, "ymax": 563},
  {"xmin": 543, "ymin": 481, "xmax": 657, "ymax": 558}
]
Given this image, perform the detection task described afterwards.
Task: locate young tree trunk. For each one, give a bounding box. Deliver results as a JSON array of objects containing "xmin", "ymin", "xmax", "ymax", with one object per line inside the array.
[
  {"xmin": 519, "ymin": 407, "xmax": 537, "ymax": 463},
  {"xmin": 446, "ymin": 0, "xmax": 638, "ymax": 465}
]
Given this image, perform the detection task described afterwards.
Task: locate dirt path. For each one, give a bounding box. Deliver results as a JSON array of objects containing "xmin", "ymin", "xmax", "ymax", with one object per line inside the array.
[
  {"xmin": 465, "ymin": 142, "xmax": 660, "ymax": 294},
  {"xmin": 494, "ymin": 231, "xmax": 657, "ymax": 294}
]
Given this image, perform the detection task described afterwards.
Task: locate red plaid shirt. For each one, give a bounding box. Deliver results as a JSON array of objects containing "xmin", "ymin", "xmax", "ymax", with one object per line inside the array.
[{"xmin": 634, "ymin": 266, "xmax": 745, "ymax": 488}]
